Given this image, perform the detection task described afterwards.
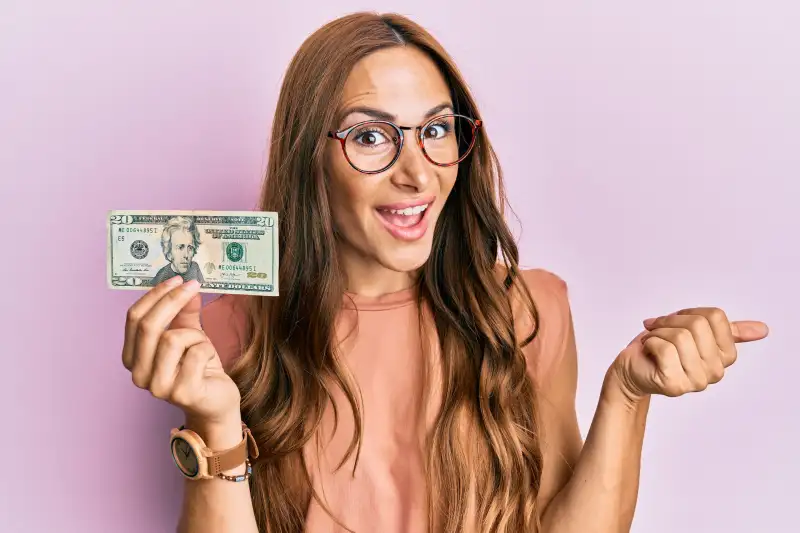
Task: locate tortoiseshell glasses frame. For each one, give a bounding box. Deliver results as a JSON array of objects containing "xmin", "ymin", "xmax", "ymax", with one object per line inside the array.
[{"xmin": 326, "ymin": 113, "xmax": 483, "ymax": 175}]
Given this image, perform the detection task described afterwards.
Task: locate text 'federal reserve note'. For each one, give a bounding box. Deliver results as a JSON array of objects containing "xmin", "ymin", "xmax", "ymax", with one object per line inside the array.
[{"xmin": 107, "ymin": 210, "xmax": 279, "ymax": 296}]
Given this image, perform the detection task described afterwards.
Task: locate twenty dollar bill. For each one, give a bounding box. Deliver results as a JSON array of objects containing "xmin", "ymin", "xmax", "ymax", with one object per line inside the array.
[{"xmin": 107, "ymin": 210, "xmax": 279, "ymax": 296}]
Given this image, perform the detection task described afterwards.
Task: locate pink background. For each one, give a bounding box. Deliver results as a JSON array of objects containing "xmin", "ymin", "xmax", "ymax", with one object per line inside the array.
[{"xmin": 1, "ymin": 1, "xmax": 797, "ymax": 532}]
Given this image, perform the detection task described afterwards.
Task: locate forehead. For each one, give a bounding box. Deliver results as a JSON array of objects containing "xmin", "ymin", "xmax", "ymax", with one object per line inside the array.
[{"xmin": 339, "ymin": 46, "xmax": 451, "ymax": 121}]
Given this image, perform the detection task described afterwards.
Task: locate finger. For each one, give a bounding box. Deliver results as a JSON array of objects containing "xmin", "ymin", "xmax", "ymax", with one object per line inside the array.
[
  {"xmin": 675, "ymin": 311, "xmax": 768, "ymax": 362},
  {"xmin": 644, "ymin": 328, "xmax": 710, "ymax": 391},
  {"xmin": 729, "ymin": 320, "xmax": 769, "ymax": 343},
  {"xmin": 122, "ymin": 276, "xmax": 184, "ymax": 370},
  {"xmin": 642, "ymin": 335, "xmax": 692, "ymax": 397},
  {"xmin": 148, "ymin": 328, "xmax": 208, "ymax": 399},
  {"xmin": 646, "ymin": 309, "xmax": 768, "ymax": 367},
  {"xmin": 131, "ymin": 280, "xmax": 202, "ymax": 387},
  {"xmin": 169, "ymin": 293, "xmax": 203, "ymax": 331},
  {"xmin": 676, "ymin": 308, "xmax": 737, "ymax": 366},
  {"xmin": 642, "ymin": 315, "xmax": 725, "ymax": 381},
  {"xmin": 642, "ymin": 311, "xmax": 679, "ymax": 328},
  {"xmin": 170, "ymin": 341, "xmax": 217, "ymax": 409},
  {"xmin": 646, "ymin": 310, "xmax": 769, "ymax": 344}
]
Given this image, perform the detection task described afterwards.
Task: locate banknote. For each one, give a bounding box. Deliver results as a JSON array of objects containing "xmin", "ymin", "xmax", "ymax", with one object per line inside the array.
[{"xmin": 107, "ymin": 210, "xmax": 279, "ymax": 296}]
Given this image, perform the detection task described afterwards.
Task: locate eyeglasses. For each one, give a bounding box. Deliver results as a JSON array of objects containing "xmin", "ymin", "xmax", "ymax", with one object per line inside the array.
[{"xmin": 327, "ymin": 114, "xmax": 482, "ymax": 174}]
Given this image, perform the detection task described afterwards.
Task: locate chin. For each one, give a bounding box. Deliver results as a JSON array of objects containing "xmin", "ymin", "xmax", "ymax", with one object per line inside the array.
[{"xmin": 377, "ymin": 242, "xmax": 433, "ymax": 274}]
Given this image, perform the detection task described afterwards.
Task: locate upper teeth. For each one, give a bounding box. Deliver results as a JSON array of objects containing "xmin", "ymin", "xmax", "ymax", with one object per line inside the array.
[{"xmin": 389, "ymin": 204, "xmax": 428, "ymax": 216}]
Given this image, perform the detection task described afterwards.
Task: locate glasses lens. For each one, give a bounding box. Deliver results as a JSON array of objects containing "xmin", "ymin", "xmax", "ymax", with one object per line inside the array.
[
  {"xmin": 421, "ymin": 115, "xmax": 475, "ymax": 166},
  {"xmin": 345, "ymin": 122, "xmax": 401, "ymax": 173}
]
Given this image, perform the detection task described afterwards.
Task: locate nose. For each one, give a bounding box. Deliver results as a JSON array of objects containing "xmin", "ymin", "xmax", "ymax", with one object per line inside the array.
[{"xmin": 390, "ymin": 136, "xmax": 434, "ymax": 192}]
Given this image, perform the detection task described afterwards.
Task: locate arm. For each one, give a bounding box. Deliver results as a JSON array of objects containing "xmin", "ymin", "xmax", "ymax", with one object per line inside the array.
[
  {"xmin": 177, "ymin": 416, "xmax": 260, "ymax": 533},
  {"xmin": 533, "ymin": 291, "xmax": 768, "ymax": 533},
  {"xmin": 534, "ymin": 311, "xmax": 650, "ymax": 533},
  {"xmin": 122, "ymin": 281, "xmax": 260, "ymax": 533},
  {"xmin": 177, "ymin": 295, "xmax": 259, "ymax": 533}
]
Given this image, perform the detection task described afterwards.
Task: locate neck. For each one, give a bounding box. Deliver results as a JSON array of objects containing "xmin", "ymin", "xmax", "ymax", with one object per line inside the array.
[{"xmin": 339, "ymin": 246, "xmax": 418, "ymax": 298}]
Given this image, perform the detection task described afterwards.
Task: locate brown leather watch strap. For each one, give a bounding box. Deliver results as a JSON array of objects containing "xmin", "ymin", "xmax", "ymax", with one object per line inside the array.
[{"xmin": 206, "ymin": 423, "xmax": 260, "ymax": 476}]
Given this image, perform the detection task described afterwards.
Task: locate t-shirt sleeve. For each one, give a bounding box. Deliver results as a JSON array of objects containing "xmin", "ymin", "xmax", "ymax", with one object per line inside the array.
[
  {"xmin": 512, "ymin": 268, "xmax": 572, "ymax": 388},
  {"xmin": 200, "ymin": 294, "xmax": 249, "ymax": 370}
]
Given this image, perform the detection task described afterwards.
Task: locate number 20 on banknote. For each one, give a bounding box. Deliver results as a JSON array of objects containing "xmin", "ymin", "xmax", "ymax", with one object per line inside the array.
[{"xmin": 107, "ymin": 210, "xmax": 279, "ymax": 296}]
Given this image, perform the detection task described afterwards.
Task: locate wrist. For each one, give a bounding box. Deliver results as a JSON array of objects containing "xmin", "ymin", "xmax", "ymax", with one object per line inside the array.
[
  {"xmin": 602, "ymin": 365, "xmax": 650, "ymax": 413},
  {"xmin": 184, "ymin": 413, "xmax": 244, "ymax": 451},
  {"xmin": 176, "ymin": 413, "xmax": 252, "ymax": 479}
]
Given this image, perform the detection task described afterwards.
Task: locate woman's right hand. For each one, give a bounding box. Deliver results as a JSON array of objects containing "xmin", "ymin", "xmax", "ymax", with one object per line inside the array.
[{"xmin": 122, "ymin": 276, "xmax": 242, "ymax": 429}]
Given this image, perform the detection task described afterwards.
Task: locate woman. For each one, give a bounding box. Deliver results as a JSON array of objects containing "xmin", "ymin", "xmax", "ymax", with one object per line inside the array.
[{"xmin": 121, "ymin": 12, "xmax": 769, "ymax": 533}]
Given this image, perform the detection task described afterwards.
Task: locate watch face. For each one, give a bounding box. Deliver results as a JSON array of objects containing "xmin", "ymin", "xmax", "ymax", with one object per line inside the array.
[{"xmin": 171, "ymin": 437, "xmax": 199, "ymax": 477}]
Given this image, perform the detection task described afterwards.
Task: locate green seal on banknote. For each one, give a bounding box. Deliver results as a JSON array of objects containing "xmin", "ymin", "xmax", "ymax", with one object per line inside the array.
[{"xmin": 226, "ymin": 242, "xmax": 244, "ymax": 262}]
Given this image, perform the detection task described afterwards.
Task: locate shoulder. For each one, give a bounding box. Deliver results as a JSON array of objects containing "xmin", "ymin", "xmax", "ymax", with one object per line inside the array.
[
  {"xmin": 514, "ymin": 268, "xmax": 569, "ymax": 307},
  {"xmin": 497, "ymin": 265, "xmax": 570, "ymax": 327},
  {"xmin": 200, "ymin": 294, "xmax": 250, "ymax": 370},
  {"xmin": 497, "ymin": 265, "xmax": 573, "ymax": 386}
]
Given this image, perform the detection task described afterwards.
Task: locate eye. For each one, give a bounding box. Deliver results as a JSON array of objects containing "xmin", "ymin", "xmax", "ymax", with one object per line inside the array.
[
  {"xmin": 423, "ymin": 121, "xmax": 450, "ymax": 140},
  {"xmin": 352, "ymin": 127, "xmax": 392, "ymax": 147}
]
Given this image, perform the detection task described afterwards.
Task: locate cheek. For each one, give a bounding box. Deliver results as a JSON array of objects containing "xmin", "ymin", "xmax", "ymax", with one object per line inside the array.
[
  {"xmin": 446, "ymin": 168, "xmax": 458, "ymax": 191},
  {"xmin": 327, "ymin": 152, "xmax": 382, "ymax": 232},
  {"xmin": 328, "ymin": 174, "xmax": 374, "ymax": 234},
  {"xmin": 437, "ymin": 167, "xmax": 459, "ymax": 201},
  {"xmin": 326, "ymin": 147, "xmax": 355, "ymax": 226}
]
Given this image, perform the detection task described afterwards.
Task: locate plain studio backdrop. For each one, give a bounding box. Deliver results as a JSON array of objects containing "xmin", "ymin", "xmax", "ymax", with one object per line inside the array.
[{"xmin": 1, "ymin": 1, "xmax": 797, "ymax": 532}]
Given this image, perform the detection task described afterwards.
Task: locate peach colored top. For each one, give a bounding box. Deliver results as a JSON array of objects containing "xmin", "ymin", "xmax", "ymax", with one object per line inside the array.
[{"xmin": 201, "ymin": 268, "xmax": 571, "ymax": 533}]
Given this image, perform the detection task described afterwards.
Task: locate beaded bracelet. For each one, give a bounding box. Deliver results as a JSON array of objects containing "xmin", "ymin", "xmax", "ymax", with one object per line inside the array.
[{"xmin": 217, "ymin": 459, "xmax": 252, "ymax": 482}]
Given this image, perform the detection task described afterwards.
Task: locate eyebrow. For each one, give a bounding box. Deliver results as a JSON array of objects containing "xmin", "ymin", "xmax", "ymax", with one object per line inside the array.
[{"xmin": 337, "ymin": 102, "xmax": 454, "ymax": 127}]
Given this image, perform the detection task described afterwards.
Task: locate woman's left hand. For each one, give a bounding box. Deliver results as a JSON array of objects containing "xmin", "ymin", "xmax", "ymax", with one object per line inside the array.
[{"xmin": 611, "ymin": 307, "xmax": 769, "ymax": 401}]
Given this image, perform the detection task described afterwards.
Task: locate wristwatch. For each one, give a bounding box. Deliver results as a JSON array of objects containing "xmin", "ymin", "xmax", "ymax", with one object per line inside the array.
[{"xmin": 170, "ymin": 422, "xmax": 259, "ymax": 480}]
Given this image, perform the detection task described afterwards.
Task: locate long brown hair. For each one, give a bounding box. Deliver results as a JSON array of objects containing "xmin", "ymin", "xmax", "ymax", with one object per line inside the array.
[{"xmin": 229, "ymin": 12, "xmax": 542, "ymax": 533}]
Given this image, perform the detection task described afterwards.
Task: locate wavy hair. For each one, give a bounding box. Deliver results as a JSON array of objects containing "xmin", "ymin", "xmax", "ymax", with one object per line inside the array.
[{"xmin": 228, "ymin": 12, "xmax": 542, "ymax": 533}]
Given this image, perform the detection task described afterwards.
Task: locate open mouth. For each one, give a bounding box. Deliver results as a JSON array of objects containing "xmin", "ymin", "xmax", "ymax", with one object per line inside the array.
[{"xmin": 374, "ymin": 198, "xmax": 435, "ymax": 242}]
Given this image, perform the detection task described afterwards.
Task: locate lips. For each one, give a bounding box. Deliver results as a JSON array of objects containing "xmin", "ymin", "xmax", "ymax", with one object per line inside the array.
[
  {"xmin": 374, "ymin": 197, "xmax": 435, "ymax": 242},
  {"xmin": 375, "ymin": 196, "xmax": 436, "ymax": 211}
]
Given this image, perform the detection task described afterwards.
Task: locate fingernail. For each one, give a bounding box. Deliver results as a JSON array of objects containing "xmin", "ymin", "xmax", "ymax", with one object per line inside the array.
[
  {"xmin": 183, "ymin": 279, "xmax": 200, "ymax": 290},
  {"xmin": 643, "ymin": 317, "xmax": 657, "ymax": 328}
]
